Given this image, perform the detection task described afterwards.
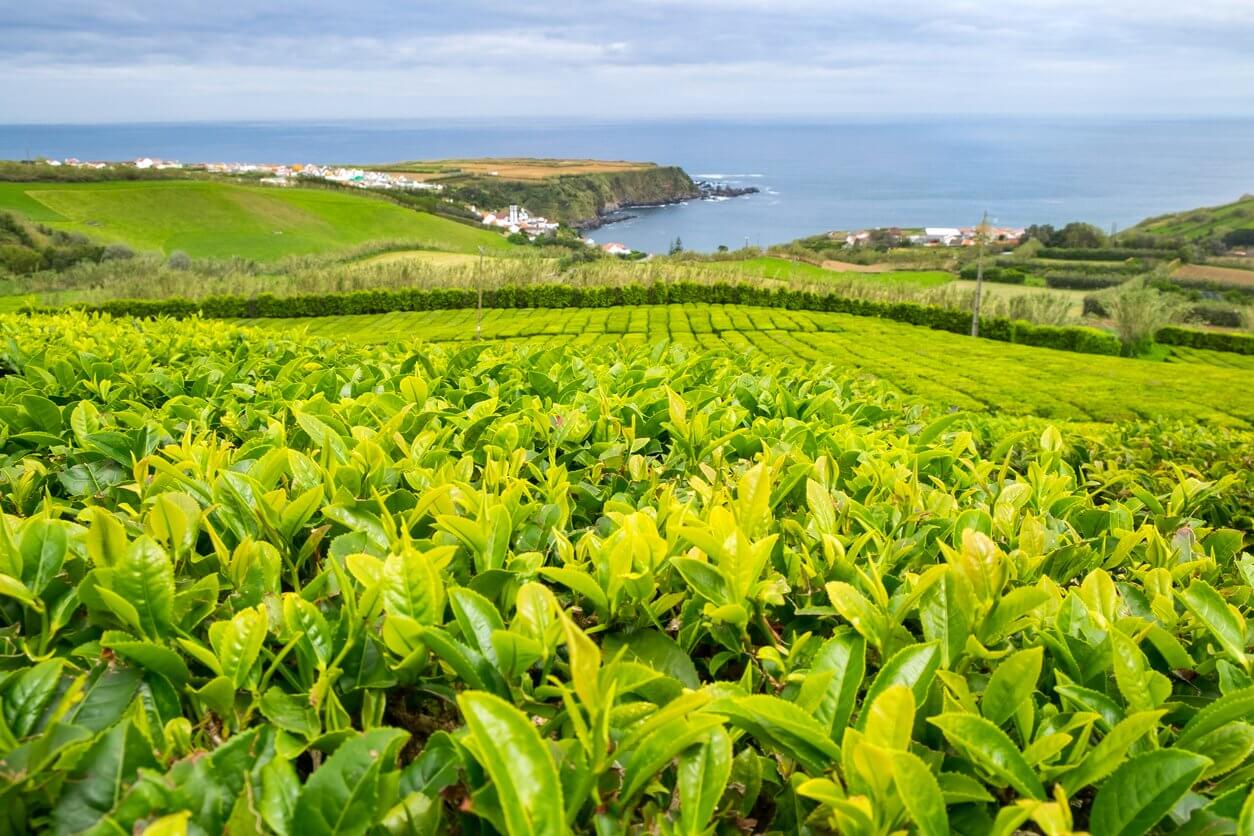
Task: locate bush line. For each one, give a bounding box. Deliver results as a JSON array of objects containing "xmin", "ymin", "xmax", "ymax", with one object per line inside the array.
[
  {"xmin": 1155, "ymin": 326, "xmax": 1254, "ymax": 355},
  {"xmin": 47, "ymin": 282, "xmax": 1126, "ymax": 356}
]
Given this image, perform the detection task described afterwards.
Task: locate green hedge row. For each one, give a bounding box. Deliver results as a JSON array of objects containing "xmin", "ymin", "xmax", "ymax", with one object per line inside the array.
[
  {"xmin": 1156, "ymin": 326, "xmax": 1254, "ymax": 355},
  {"xmin": 1006, "ymin": 259, "xmax": 1145, "ymax": 276},
  {"xmin": 59, "ymin": 282, "xmax": 1126, "ymax": 355},
  {"xmin": 958, "ymin": 264, "xmax": 1027, "ymax": 284},
  {"xmin": 1044, "ymin": 274, "xmax": 1129, "ymax": 291},
  {"xmin": 1035, "ymin": 247, "xmax": 1174, "ymax": 261}
]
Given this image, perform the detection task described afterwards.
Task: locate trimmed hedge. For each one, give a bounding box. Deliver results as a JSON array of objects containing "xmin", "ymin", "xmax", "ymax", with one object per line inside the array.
[
  {"xmin": 1156, "ymin": 326, "xmax": 1254, "ymax": 355},
  {"xmin": 958, "ymin": 264, "xmax": 1027, "ymax": 284},
  {"xmin": 56, "ymin": 282, "xmax": 1124, "ymax": 356},
  {"xmin": 1006, "ymin": 258, "xmax": 1145, "ymax": 276},
  {"xmin": 1036, "ymin": 247, "xmax": 1174, "ymax": 261},
  {"xmin": 1044, "ymin": 274, "xmax": 1129, "ymax": 291}
]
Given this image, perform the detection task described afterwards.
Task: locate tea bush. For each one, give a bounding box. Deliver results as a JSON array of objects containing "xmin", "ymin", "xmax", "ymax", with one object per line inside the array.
[{"xmin": 0, "ymin": 313, "xmax": 1250, "ymax": 835}]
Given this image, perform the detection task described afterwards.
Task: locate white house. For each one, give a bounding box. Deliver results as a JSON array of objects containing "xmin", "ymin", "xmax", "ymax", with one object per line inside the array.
[
  {"xmin": 601, "ymin": 242, "xmax": 632, "ymax": 256},
  {"xmin": 924, "ymin": 227, "xmax": 961, "ymax": 244}
]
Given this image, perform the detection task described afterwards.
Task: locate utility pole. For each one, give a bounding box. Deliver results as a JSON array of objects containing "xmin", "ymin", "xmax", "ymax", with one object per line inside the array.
[
  {"xmin": 971, "ymin": 210, "xmax": 989, "ymax": 338},
  {"xmin": 476, "ymin": 246, "xmax": 484, "ymax": 340}
]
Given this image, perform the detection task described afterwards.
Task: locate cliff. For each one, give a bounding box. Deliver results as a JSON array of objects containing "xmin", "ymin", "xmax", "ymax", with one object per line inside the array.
[{"xmin": 445, "ymin": 165, "xmax": 699, "ymax": 227}]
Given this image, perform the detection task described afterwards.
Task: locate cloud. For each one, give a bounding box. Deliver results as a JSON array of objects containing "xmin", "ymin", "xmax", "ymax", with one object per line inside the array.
[{"xmin": 1, "ymin": 0, "xmax": 1251, "ymax": 121}]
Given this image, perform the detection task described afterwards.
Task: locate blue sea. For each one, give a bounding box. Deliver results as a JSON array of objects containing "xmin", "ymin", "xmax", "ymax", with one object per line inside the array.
[{"xmin": 4, "ymin": 118, "xmax": 1253, "ymax": 253}]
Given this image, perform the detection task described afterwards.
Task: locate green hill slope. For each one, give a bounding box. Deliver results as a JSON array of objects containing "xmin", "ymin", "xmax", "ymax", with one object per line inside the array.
[
  {"xmin": 0, "ymin": 180, "xmax": 511, "ymax": 260},
  {"xmin": 1128, "ymin": 194, "xmax": 1254, "ymax": 242}
]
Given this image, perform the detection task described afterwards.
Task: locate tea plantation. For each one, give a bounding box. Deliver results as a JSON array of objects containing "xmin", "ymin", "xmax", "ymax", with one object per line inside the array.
[
  {"xmin": 250, "ymin": 304, "xmax": 1254, "ymax": 425},
  {"xmin": 0, "ymin": 312, "xmax": 1251, "ymax": 835}
]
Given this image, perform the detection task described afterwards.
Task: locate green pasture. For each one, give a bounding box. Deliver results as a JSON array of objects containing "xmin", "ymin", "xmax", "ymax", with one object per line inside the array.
[{"xmin": 0, "ymin": 180, "xmax": 512, "ymax": 260}]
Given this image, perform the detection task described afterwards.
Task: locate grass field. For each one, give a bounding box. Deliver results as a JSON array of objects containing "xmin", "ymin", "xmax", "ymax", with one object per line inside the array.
[
  {"xmin": 0, "ymin": 294, "xmax": 33, "ymax": 313},
  {"xmin": 350, "ymin": 250, "xmax": 486, "ymax": 269},
  {"xmin": 0, "ymin": 180, "xmax": 512, "ymax": 260},
  {"xmin": 949, "ymin": 279, "xmax": 1091, "ymax": 316},
  {"xmin": 382, "ymin": 158, "xmax": 657, "ymax": 181},
  {"xmin": 247, "ymin": 303, "xmax": 1253, "ymax": 424},
  {"xmin": 696, "ymin": 256, "xmax": 953, "ymax": 286}
]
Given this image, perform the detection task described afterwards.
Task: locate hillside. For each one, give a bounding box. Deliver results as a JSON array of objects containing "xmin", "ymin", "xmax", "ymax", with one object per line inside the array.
[
  {"xmin": 387, "ymin": 158, "xmax": 699, "ymax": 226},
  {"xmin": 1127, "ymin": 193, "xmax": 1254, "ymax": 243},
  {"xmin": 0, "ymin": 180, "xmax": 511, "ymax": 260}
]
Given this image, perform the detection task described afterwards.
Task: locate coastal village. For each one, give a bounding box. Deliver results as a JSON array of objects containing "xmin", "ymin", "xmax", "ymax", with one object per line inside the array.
[
  {"xmin": 44, "ymin": 156, "xmax": 446, "ymax": 192},
  {"xmin": 843, "ymin": 225, "xmax": 1026, "ymax": 247}
]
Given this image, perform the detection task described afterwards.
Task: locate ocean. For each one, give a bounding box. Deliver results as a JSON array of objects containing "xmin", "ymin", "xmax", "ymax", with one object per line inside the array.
[{"xmin": 4, "ymin": 117, "xmax": 1253, "ymax": 253}]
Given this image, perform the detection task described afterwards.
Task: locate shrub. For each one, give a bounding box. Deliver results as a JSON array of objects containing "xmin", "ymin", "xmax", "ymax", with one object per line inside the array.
[
  {"xmin": 1101, "ymin": 282, "xmax": 1186, "ymax": 355},
  {"xmin": 101, "ymin": 243, "xmax": 136, "ymax": 261},
  {"xmin": 167, "ymin": 250, "xmax": 193, "ymax": 270},
  {"xmin": 1182, "ymin": 304, "xmax": 1246, "ymax": 329},
  {"xmin": 0, "ymin": 244, "xmax": 42, "ymax": 274}
]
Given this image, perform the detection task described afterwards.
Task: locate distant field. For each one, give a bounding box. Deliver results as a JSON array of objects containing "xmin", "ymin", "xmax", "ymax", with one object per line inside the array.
[
  {"xmin": 383, "ymin": 158, "xmax": 657, "ymax": 181},
  {"xmin": 0, "ymin": 180, "xmax": 512, "ymax": 260},
  {"xmin": 246, "ymin": 303, "xmax": 1252, "ymax": 425},
  {"xmin": 1173, "ymin": 263, "xmax": 1254, "ymax": 288},
  {"xmin": 819, "ymin": 259, "xmax": 892, "ymax": 273},
  {"xmin": 697, "ymin": 256, "xmax": 953, "ymax": 286}
]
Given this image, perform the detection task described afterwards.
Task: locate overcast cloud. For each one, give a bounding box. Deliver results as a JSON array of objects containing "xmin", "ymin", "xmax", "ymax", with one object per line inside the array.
[{"xmin": 3, "ymin": 0, "xmax": 1253, "ymax": 122}]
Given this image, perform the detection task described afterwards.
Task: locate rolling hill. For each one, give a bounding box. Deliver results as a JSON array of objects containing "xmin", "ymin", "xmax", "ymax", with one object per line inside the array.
[
  {"xmin": 0, "ymin": 180, "xmax": 512, "ymax": 260},
  {"xmin": 1127, "ymin": 194, "xmax": 1254, "ymax": 242}
]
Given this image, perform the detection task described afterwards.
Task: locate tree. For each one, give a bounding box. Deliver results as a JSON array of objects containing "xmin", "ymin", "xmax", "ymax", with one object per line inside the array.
[
  {"xmin": 1022, "ymin": 224, "xmax": 1056, "ymax": 246},
  {"xmin": 669, "ymin": 237, "xmax": 684, "ymax": 255},
  {"xmin": 1055, "ymin": 222, "xmax": 1108, "ymax": 249},
  {"xmin": 1222, "ymin": 228, "xmax": 1254, "ymax": 248}
]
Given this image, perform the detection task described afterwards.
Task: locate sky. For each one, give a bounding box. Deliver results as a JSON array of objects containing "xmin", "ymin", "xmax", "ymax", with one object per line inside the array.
[{"xmin": 4, "ymin": 0, "xmax": 1254, "ymax": 123}]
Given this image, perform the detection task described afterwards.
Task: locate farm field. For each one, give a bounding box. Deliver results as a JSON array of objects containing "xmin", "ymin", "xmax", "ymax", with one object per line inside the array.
[
  {"xmin": 0, "ymin": 311, "xmax": 1250, "ymax": 834},
  {"xmin": 1173, "ymin": 263, "xmax": 1254, "ymax": 288},
  {"xmin": 698, "ymin": 256, "xmax": 953, "ymax": 286},
  {"xmin": 383, "ymin": 158, "xmax": 658, "ymax": 181},
  {"xmin": 0, "ymin": 180, "xmax": 512, "ymax": 260},
  {"xmin": 248, "ymin": 303, "xmax": 1254, "ymax": 424}
]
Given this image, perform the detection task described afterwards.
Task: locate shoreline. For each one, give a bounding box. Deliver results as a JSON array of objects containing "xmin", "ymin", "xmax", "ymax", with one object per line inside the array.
[{"xmin": 574, "ymin": 181, "xmax": 761, "ymax": 230}]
